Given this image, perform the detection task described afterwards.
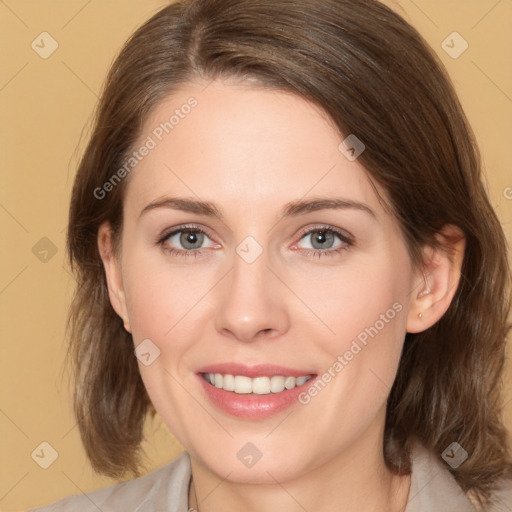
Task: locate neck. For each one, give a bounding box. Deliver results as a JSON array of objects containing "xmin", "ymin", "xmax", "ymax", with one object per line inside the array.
[{"xmin": 187, "ymin": 414, "xmax": 411, "ymax": 512}]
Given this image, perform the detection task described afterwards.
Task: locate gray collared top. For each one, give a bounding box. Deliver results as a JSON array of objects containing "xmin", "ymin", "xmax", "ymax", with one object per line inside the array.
[{"xmin": 28, "ymin": 442, "xmax": 511, "ymax": 512}]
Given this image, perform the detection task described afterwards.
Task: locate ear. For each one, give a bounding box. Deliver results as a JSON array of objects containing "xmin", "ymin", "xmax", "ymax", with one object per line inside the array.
[
  {"xmin": 97, "ymin": 222, "xmax": 131, "ymax": 333},
  {"xmin": 407, "ymin": 225, "xmax": 465, "ymax": 333}
]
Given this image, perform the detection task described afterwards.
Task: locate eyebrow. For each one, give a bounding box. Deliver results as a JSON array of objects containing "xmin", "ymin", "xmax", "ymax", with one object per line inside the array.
[
  {"xmin": 140, "ymin": 197, "xmax": 222, "ymax": 219},
  {"xmin": 139, "ymin": 196, "xmax": 375, "ymax": 220},
  {"xmin": 282, "ymin": 198, "xmax": 375, "ymax": 218}
]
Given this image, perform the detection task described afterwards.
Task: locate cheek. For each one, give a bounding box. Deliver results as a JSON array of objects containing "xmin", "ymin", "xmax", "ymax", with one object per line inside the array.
[
  {"xmin": 120, "ymin": 260, "xmax": 204, "ymax": 436},
  {"xmin": 302, "ymin": 248, "xmax": 411, "ymax": 401},
  {"xmin": 300, "ymin": 258, "xmax": 409, "ymax": 350},
  {"xmin": 329, "ymin": 288, "xmax": 406, "ymax": 396},
  {"xmin": 122, "ymin": 255, "xmax": 211, "ymax": 341},
  {"xmin": 120, "ymin": 255, "xmax": 214, "ymax": 410},
  {"xmin": 293, "ymin": 276, "xmax": 408, "ymax": 449}
]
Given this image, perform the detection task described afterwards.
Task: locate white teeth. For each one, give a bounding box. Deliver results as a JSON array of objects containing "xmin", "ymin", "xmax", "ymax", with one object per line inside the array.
[
  {"xmin": 295, "ymin": 375, "xmax": 309, "ymax": 386},
  {"xmin": 284, "ymin": 376, "xmax": 296, "ymax": 389},
  {"xmin": 234, "ymin": 375, "xmax": 253, "ymax": 394},
  {"xmin": 204, "ymin": 373, "xmax": 312, "ymax": 394},
  {"xmin": 270, "ymin": 376, "xmax": 285, "ymax": 393},
  {"xmin": 223, "ymin": 373, "xmax": 235, "ymax": 391},
  {"xmin": 252, "ymin": 377, "xmax": 270, "ymax": 395}
]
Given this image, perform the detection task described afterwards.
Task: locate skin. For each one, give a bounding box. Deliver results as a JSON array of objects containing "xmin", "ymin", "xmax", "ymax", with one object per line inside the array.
[{"xmin": 99, "ymin": 78, "xmax": 465, "ymax": 512}]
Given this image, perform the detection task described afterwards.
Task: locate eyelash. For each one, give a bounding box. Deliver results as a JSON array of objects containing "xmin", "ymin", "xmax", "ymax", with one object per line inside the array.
[
  {"xmin": 156, "ymin": 224, "xmax": 354, "ymax": 259},
  {"xmin": 294, "ymin": 225, "xmax": 353, "ymax": 259},
  {"xmin": 157, "ymin": 224, "xmax": 216, "ymax": 259}
]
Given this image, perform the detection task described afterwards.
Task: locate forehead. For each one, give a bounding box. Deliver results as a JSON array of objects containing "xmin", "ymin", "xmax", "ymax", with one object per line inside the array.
[{"xmin": 123, "ymin": 79, "xmax": 385, "ymax": 218}]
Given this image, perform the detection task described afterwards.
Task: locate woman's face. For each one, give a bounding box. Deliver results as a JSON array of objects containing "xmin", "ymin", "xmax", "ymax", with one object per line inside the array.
[{"xmin": 109, "ymin": 79, "xmax": 420, "ymax": 483}]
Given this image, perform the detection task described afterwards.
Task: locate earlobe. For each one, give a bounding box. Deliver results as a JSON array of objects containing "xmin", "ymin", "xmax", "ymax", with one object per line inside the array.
[
  {"xmin": 407, "ymin": 225, "xmax": 465, "ymax": 333},
  {"xmin": 97, "ymin": 223, "xmax": 131, "ymax": 333}
]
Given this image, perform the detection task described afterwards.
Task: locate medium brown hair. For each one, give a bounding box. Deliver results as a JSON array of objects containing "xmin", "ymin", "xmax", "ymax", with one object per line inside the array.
[{"xmin": 67, "ymin": 0, "xmax": 512, "ymax": 505}]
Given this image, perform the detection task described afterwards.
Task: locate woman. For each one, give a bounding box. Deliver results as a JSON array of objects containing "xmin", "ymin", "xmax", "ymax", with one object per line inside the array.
[{"xmin": 29, "ymin": 0, "xmax": 512, "ymax": 510}]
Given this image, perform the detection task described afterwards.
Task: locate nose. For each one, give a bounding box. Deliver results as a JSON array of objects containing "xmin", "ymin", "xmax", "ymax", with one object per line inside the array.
[{"xmin": 214, "ymin": 251, "xmax": 291, "ymax": 343}]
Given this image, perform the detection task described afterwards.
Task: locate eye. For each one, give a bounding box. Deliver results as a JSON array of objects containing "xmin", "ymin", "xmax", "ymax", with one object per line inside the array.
[
  {"xmin": 168, "ymin": 230, "xmax": 208, "ymax": 250},
  {"xmin": 293, "ymin": 226, "xmax": 353, "ymax": 257},
  {"xmin": 158, "ymin": 226, "xmax": 219, "ymax": 255},
  {"xmin": 299, "ymin": 230, "xmax": 340, "ymax": 250}
]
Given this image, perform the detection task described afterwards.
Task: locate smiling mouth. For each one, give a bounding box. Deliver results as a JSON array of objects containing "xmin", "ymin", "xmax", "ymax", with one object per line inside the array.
[{"xmin": 201, "ymin": 373, "xmax": 314, "ymax": 394}]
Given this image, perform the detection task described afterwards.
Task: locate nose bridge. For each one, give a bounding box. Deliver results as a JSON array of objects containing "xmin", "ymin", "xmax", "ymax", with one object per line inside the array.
[{"xmin": 214, "ymin": 247, "xmax": 290, "ymax": 342}]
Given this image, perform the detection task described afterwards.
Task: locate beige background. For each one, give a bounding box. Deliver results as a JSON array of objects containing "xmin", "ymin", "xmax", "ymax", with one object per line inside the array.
[{"xmin": 0, "ymin": 0, "xmax": 511, "ymax": 510}]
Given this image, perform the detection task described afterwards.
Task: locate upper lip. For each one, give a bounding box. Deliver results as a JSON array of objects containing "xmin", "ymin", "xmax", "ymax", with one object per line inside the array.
[{"xmin": 196, "ymin": 363, "xmax": 316, "ymax": 378}]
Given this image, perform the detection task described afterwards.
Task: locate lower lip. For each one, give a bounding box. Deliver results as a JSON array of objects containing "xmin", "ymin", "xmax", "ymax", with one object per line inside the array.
[{"xmin": 197, "ymin": 374, "xmax": 317, "ymax": 420}]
